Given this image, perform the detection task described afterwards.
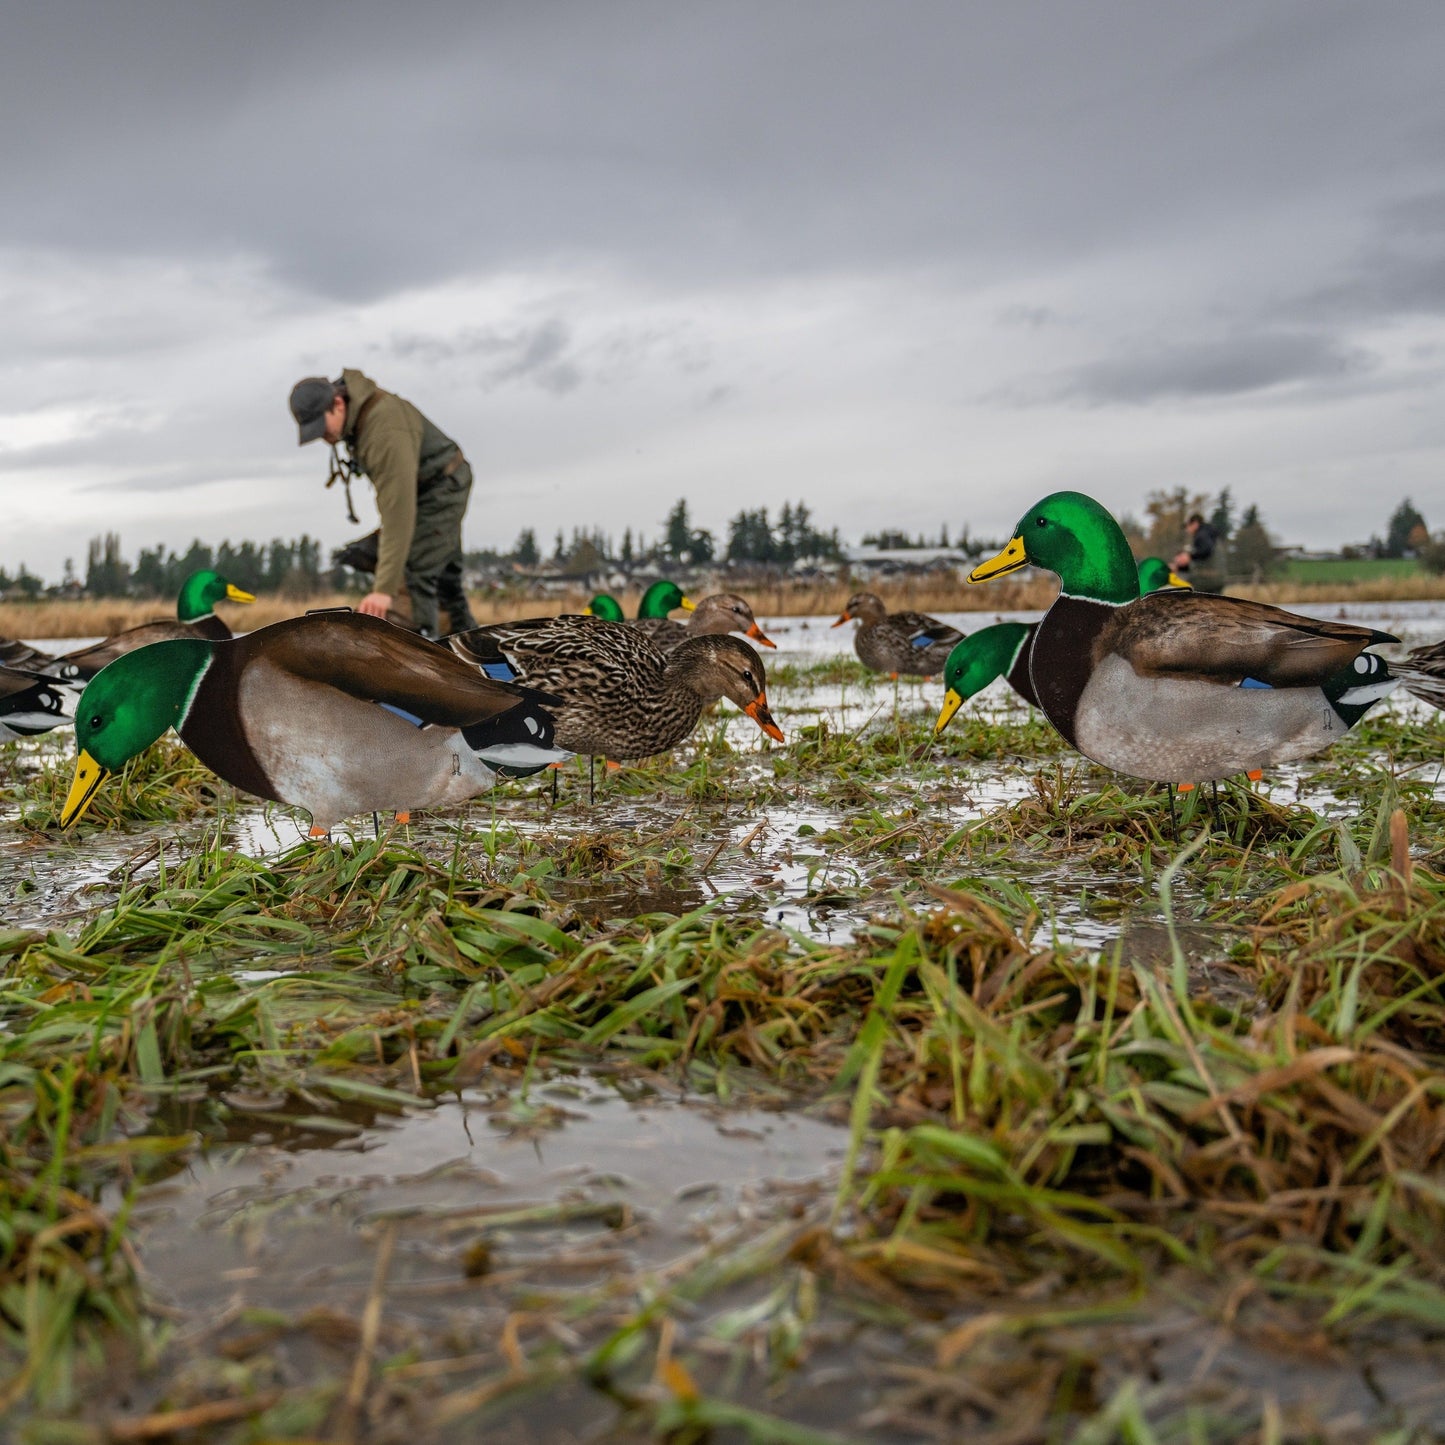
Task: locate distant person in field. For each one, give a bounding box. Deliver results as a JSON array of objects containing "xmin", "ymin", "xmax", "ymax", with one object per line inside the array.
[
  {"xmin": 289, "ymin": 370, "xmax": 477, "ymax": 637},
  {"xmin": 1172, "ymin": 513, "xmax": 1222, "ymax": 592}
]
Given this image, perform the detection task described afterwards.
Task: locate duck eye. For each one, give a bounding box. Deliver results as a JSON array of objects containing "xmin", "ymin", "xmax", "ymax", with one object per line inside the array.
[
  {"xmin": 1035, "ymin": 516, "xmax": 1048, "ymax": 528},
  {"xmin": 90, "ymin": 715, "xmax": 103, "ymax": 728}
]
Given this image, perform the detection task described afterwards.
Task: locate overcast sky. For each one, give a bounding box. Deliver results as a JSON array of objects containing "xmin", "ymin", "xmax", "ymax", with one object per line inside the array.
[{"xmin": 4, "ymin": 0, "xmax": 1444, "ymax": 579}]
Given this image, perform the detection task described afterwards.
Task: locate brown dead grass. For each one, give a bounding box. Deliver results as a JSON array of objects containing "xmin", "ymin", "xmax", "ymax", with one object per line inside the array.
[
  {"xmin": 4, "ymin": 572, "xmax": 1444, "ymax": 639},
  {"xmin": 1231, "ymin": 576, "xmax": 1445, "ymax": 605},
  {"xmin": 0, "ymin": 580, "xmax": 1056, "ymax": 638}
]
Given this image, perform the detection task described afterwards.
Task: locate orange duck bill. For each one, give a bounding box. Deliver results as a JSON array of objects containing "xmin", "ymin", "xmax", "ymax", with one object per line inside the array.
[
  {"xmin": 746, "ymin": 622, "xmax": 777, "ymax": 648},
  {"xmin": 743, "ymin": 695, "xmax": 784, "ymax": 741},
  {"xmin": 829, "ymin": 611, "xmax": 852, "ymax": 628}
]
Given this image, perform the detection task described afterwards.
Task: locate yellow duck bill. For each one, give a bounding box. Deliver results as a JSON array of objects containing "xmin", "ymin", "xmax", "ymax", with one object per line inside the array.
[
  {"xmin": 968, "ymin": 535, "xmax": 1028, "ymax": 584},
  {"xmin": 934, "ymin": 687, "xmax": 964, "ymax": 735},
  {"xmin": 226, "ymin": 583, "xmax": 257, "ymax": 603},
  {"xmin": 61, "ymin": 749, "xmax": 111, "ymax": 828}
]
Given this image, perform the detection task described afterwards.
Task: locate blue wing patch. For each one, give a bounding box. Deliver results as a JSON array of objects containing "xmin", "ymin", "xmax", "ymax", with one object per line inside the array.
[
  {"xmin": 480, "ymin": 660, "xmax": 519, "ymax": 682},
  {"xmin": 378, "ymin": 702, "xmax": 427, "ymax": 727},
  {"xmin": 1239, "ymin": 677, "xmax": 1271, "ymax": 690}
]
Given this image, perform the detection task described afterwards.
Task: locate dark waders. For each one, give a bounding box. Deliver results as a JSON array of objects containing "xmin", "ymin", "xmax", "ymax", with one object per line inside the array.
[{"xmin": 405, "ymin": 462, "xmax": 477, "ymax": 637}]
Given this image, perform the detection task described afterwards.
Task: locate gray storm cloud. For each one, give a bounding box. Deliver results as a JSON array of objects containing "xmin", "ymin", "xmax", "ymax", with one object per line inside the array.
[{"xmin": 3, "ymin": 0, "xmax": 1445, "ymax": 573}]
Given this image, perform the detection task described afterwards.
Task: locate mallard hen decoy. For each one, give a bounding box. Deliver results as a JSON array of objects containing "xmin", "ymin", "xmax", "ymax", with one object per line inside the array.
[
  {"xmin": 960, "ymin": 490, "xmax": 1445, "ymax": 783},
  {"xmin": 60, "ymin": 612, "xmax": 561, "ymax": 831},
  {"xmin": 630, "ymin": 593, "xmax": 776, "ymax": 653},
  {"xmin": 448, "ymin": 616, "xmax": 783, "ymax": 759},
  {"xmin": 40, "ymin": 569, "xmax": 255, "ymax": 683},
  {"xmin": 831, "ymin": 592, "xmax": 963, "ymax": 677},
  {"xmin": 936, "ymin": 557, "xmax": 1188, "ymax": 731}
]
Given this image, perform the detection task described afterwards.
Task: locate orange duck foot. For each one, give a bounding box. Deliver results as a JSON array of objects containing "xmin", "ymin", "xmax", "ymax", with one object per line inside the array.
[
  {"xmin": 309, "ymin": 825, "xmax": 329, "ymax": 839},
  {"xmin": 1246, "ymin": 770, "xmax": 1263, "ymax": 782},
  {"xmin": 1177, "ymin": 783, "xmax": 1196, "ymax": 794},
  {"xmin": 395, "ymin": 811, "xmax": 411, "ymax": 825},
  {"xmin": 606, "ymin": 760, "xmax": 622, "ymax": 771}
]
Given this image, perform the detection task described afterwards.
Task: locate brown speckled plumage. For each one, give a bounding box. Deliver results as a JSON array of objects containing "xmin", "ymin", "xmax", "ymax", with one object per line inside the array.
[
  {"xmin": 833, "ymin": 592, "xmax": 963, "ymax": 676},
  {"xmin": 449, "ymin": 616, "xmax": 782, "ymax": 759},
  {"xmin": 629, "ymin": 593, "xmax": 776, "ymax": 653}
]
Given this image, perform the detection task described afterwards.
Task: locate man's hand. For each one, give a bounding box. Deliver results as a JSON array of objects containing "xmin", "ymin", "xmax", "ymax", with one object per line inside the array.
[{"xmin": 358, "ymin": 591, "xmax": 393, "ymax": 619}]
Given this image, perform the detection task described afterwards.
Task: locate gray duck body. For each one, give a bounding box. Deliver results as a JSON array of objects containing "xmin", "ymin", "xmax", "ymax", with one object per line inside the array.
[
  {"xmin": 1028, "ymin": 590, "xmax": 1406, "ymax": 783},
  {"xmin": 175, "ymin": 613, "xmax": 560, "ymax": 828}
]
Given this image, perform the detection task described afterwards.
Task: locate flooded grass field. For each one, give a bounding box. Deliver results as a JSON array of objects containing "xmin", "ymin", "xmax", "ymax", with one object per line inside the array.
[{"xmin": 2, "ymin": 605, "xmax": 1444, "ymax": 1442}]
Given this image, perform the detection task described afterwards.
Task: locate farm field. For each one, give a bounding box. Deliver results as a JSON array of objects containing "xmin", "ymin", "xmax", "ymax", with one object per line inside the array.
[
  {"xmin": 2, "ymin": 602, "xmax": 1444, "ymax": 1443},
  {"xmin": 1278, "ymin": 557, "xmax": 1426, "ymax": 585}
]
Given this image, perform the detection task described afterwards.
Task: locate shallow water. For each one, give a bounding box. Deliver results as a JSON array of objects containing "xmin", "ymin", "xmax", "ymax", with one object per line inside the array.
[{"xmin": 6, "ymin": 608, "xmax": 1445, "ymax": 1439}]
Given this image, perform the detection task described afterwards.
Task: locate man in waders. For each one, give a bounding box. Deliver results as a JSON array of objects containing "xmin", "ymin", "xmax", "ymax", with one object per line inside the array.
[{"xmin": 289, "ymin": 370, "xmax": 477, "ymax": 636}]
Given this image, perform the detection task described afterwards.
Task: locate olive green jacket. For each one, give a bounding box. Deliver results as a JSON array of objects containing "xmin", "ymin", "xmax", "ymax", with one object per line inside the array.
[{"xmin": 340, "ymin": 369, "xmax": 463, "ymax": 599}]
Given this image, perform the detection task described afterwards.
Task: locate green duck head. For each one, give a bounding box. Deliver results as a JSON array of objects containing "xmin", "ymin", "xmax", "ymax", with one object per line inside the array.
[
  {"xmin": 934, "ymin": 623, "xmax": 1032, "ymax": 734},
  {"xmin": 1136, "ymin": 557, "xmax": 1191, "ymax": 594},
  {"xmin": 177, "ymin": 569, "xmax": 255, "ymax": 622},
  {"xmin": 636, "ymin": 580, "xmax": 695, "ymax": 619},
  {"xmin": 970, "ymin": 491, "xmax": 1139, "ymax": 606},
  {"xmin": 584, "ymin": 593, "xmax": 625, "ymax": 621},
  {"xmin": 61, "ymin": 639, "xmax": 214, "ymax": 827}
]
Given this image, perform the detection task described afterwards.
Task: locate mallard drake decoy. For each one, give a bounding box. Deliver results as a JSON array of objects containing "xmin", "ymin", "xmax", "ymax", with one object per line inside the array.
[
  {"xmin": 935, "ymin": 623, "xmax": 1039, "ymax": 733},
  {"xmin": 40, "ymin": 570, "xmax": 256, "ymax": 684},
  {"xmin": 935, "ymin": 557, "xmax": 1188, "ymax": 731},
  {"xmin": 60, "ymin": 612, "xmax": 561, "ymax": 831},
  {"xmin": 1136, "ymin": 557, "xmax": 1191, "ymax": 594},
  {"xmin": 584, "ymin": 594, "xmax": 625, "ymax": 621},
  {"xmin": 585, "ymin": 580, "xmax": 694, "ymax": 631},
  {"xmin": 959, "ymin": 490, "xmax": 1445, "ymax": 783},
  {"xmin": 630, "ymin": 593, "xmax": 776, "ymax": 653},
  {"xmin": 635, "ymin": 580, "xmax": 693, "ymax": 619},
  {"xmin": 448, "ymin": 616, "xmax": 783, "ymax": 759},
  {"xmin": 831, "ymin": 592, "xmax": 963, "ymax": 677},
  {"xmin": 0, "ymin": 666, "xmax": 72, "ymax": 740},
  {"xmin": 627, "ymin": 579, "xmax": 698, "ymax": 644},
  {"xmin": 0, "ymin": 636, "xmax": 59, "ymax": 671}
]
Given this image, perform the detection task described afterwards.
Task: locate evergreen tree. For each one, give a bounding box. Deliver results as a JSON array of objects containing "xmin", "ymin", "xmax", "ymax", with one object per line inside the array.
[
  {"xmin": 514, "ymin": 528, "xmax": 540, "ymax": 566},
  {"xmin": 1231, "ymin": 504, "xmax": 1277, "ymax": 580},
  {"xmin": 663, "ymin": 500, "xmax": 693, "ymax": 560},
  {"xmin": 1384, "ymin": 498, "xmax": 1427, "ymax": 558},
  {"xmin": 1208, "ymin": 487, "xmax": 1235, "ymax": 542}
]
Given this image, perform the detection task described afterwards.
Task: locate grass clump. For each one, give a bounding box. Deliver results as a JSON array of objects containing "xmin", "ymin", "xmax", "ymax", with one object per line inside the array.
[{"xmin": 1, "ymin": 689, "xmax": 1442, "ymax": 1439}]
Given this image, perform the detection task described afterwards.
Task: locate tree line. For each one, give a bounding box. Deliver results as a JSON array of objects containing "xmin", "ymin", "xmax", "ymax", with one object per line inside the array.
[
  {"xmin": 496, "ymin": 499, "xmax": 848, "ymax": 575},
  {"xmin": 5, "ymin": 493, "xmax": 1442, "ymax": 600},
  {"xmin": 78, "ymin": 532, "xmax": 329, "ymax": 599}
]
